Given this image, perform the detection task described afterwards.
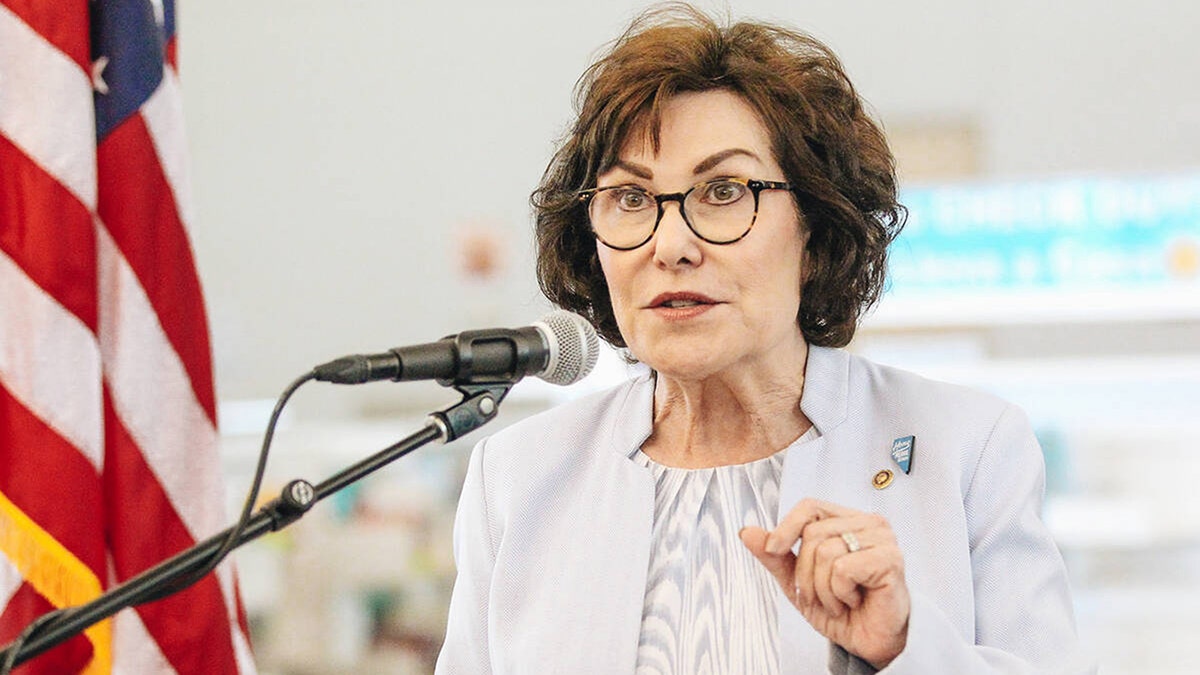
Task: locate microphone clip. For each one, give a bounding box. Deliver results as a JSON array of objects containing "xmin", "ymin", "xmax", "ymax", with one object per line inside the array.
[{"xmin": 427, "ymin": 382, "xmax": 513, "ymax": 443}]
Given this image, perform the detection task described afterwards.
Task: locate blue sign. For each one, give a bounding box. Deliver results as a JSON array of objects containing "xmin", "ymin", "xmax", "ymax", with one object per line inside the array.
[{"xmin": 888, "ymin": 175, "xmax": 1200, "ymax": 295}]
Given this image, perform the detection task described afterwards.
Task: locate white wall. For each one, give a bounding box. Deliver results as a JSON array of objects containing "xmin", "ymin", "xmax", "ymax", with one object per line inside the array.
[
  {"xmin": 178, "ymin": 0, "xmax": 1200, "ymax": 417},
  {"xmin": 177, "ymin": 5, "xmax": 1200, "ymax": 671}
]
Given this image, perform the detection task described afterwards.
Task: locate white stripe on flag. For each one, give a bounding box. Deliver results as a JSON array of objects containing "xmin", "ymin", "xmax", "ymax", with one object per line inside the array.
[
  {"xmin": 215, "ymin": 563, "xmax": 248, "ymax": 661},
  {"xmin": 230, "ymin": 608, "xmax": 257, "ymax": 674},
  {"xmin": 142, "ymin": 77, "xmax": 256, "ymax": 659},
  {"xmin": 96, "ymin": 225, "xmax": 223, "ymax": 541},
  {"xmin": 0, "ymin": 4, "xmax": 97, "ymax": 210},
  {"xmin": 141, "ymin": 67, "xmax": 197, "ymax": 232},
  {"xmin": 0, "ymin": 554, "xmax": 22, "ymax": 610},
  {"xmin": 111, "ymin": 597, "xmax": 176, "ymax": 675},
  {"xmin": 105, "ymin": 553, "xmax": 176, "ymax": 675},
  {"xmin": 0, "ymin": 249, "xmax": 104, "ymax": 471}
]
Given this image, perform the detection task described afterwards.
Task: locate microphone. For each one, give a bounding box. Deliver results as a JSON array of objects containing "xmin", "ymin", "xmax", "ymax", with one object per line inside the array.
[{"xmin": 312, "ymin": 311, "xmax": 600, "ymax": 387}]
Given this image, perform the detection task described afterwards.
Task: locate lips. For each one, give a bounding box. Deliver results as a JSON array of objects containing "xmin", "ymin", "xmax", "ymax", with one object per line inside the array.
[{"xmin": 646, "ymin": 292, "xmax": 720, "ymax": 309}]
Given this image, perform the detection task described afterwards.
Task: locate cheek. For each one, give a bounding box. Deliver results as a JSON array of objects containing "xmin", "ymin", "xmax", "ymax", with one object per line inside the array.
[
  {"xmin": 752, "ymin": 236, "xmax": 807, "ymax": 317},
  {"xmin": 596, "ymin": 249, "xmax": 617, "ymax": 294},
  {"xmin": 596, "ymin": 250, "xmax": 630, "ymax": 313},
  {"xmin": 782, "ymin": 225, "xmax": 810, "ymax": 299}
]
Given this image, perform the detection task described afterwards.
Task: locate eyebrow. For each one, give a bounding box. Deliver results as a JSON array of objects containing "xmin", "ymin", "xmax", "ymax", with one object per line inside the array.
[
  {"xmin": 610, "ymin": 148, "xmax": 763, "ymax": 181},
  {"xmin": 692, "ymin": 148, "xmax": 761, "ymax": 175},
  {"xmin": 610, "ymin": 160, "xmax": 653, "ymax": 180}
]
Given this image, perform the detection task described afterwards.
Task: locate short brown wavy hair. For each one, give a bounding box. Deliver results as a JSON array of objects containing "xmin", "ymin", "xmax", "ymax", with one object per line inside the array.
[{"xmin": 533, "ymin": 3, "xmax": 904, "ymax": 348}]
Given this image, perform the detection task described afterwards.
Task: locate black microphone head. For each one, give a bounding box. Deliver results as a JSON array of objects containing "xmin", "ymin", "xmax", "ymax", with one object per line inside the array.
[{"xmin": 533, "ymin": 311, "xmax": 599, "ymax": 385}]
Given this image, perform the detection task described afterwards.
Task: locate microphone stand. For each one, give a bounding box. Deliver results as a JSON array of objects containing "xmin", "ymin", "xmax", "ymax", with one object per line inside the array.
[{"xmin": 0, "ymin": 382, "xmax": 511, "ymax": 671}]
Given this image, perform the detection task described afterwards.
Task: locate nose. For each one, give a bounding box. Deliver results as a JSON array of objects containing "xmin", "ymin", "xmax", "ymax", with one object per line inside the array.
[{"xmin": 651, "ymin": 199, "xmax": 703, "ymax": 269}]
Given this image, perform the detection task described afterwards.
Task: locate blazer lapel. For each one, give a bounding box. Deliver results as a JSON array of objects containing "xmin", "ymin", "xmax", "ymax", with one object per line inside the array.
[
  {"xmin": 524, "ymin": 375, "xmax": 656, "ymax": 672},
  {"xmin": 776, "ymin": 347, "xmax": 853, "ymax": 666}
]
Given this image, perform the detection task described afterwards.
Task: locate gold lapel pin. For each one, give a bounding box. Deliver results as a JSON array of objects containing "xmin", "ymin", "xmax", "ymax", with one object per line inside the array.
[{"xmin": 872, "ymin": 469, "xmax": 894, "ymax": 490}]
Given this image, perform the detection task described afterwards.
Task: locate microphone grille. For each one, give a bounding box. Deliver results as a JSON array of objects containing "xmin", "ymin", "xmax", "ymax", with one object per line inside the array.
[{"xmin": 536, "ymin": 311, "xmax": 600, "ymax": 385}]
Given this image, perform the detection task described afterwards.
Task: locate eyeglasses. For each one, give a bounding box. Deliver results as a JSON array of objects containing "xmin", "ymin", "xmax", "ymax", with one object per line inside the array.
[{"xmin": 577, "ymin": 178, "xmax": 794, "ymax": 251}]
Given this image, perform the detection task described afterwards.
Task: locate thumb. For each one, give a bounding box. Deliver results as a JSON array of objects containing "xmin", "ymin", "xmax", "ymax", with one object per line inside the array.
[{"xmin": 740, "ymin": 526, "xmax": 796, "ymax": 591}]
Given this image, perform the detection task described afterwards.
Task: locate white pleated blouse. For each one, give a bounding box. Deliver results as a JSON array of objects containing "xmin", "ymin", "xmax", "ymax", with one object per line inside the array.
[{"xmin": 631, "ymin": 427, "xmax": 817, "ymax": 675}]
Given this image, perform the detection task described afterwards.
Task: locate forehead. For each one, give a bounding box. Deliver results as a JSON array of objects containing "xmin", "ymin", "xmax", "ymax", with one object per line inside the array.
[{"xmin": 616, "ymin": 90, "xmax": 776, "ymax": 168}]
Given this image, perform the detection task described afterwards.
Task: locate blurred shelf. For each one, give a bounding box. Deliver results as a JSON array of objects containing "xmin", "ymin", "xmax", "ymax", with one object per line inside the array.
[
  {"xmin": 875, "ymin": 353, "xmax": 1200, "ymax": 388},
  {"xmin": 864, "ymin": 287, "xmax": 1200, "ymax": 331},
  {"xmin": 1046, "ymin": 495, "xmax": 1200, "ymax": 552}
]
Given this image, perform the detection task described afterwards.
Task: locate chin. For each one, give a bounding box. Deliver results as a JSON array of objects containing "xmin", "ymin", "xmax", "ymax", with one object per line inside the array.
[
  {"xmin": 628, "ymin": 325, "xmax": 728, "ymax": 369},
  {"xmin": 638, "ymin": 347, "xmax": 726, "ymax": 381}
]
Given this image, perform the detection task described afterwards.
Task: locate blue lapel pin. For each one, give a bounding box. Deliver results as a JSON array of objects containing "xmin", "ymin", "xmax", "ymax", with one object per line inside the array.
[{"xmin": 890, "ymin": 435, "xmax": 915, "ymax": 475}]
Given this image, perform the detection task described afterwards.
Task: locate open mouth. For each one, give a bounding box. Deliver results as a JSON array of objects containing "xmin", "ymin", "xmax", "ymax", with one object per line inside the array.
[
  {"xmin": 648, "ymin": 293, "xmax": 719, "ymax": 310},
  {"xmin": 660, "ymin": 299, "xmax": 704, "ymax": 308}
]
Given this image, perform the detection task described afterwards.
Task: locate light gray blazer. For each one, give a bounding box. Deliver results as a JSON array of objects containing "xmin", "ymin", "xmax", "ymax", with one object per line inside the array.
[{"xmin": 436, "ymin": 346, "xmax": 1094, "ymax": 673}]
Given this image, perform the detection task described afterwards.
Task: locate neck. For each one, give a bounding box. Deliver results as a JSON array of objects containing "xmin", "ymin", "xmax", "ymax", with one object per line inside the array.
[{"xmin": 642, "ymin": 340, "xmax": 811, "ymax": 468}]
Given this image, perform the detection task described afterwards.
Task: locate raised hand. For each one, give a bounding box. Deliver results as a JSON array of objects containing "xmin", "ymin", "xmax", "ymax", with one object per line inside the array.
[{"xmin": 741, "ymin": 498, "xmax": 910, "ymax": 669}]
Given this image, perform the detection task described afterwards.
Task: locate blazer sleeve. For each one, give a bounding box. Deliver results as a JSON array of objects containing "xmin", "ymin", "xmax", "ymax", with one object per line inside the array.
[
  {"xmin": 867, "ymin": 404, "xmax": 1095, "ymax": 675},
  {"xmin": 435, "ymin": 438, "xmax": 495, "ymax": 674}
]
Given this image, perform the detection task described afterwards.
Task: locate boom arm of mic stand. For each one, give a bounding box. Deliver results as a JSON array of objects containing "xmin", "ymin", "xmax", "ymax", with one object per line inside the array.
[{"xmin": 0, "ymin": 383, "xmax": 510, "ymax": 670}]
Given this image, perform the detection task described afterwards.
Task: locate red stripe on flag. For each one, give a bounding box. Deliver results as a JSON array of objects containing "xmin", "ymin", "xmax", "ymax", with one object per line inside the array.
[
  {"xmin": 0, "ymin": 134, "xmax": 98, "ymax": 332},
  {"xmin": 0, "ymin": 583, "xmax": 93, "ymax": 674},
  {"xmin": 96, "ymin": 115, "xmax": 217, "ymax": 423},
  {"xmin": 166, "ymin": 36, "xmax": 178, "ymax": 72},
  {"xmin": 0, "ymin": 382, "xmax": 106, "ymax": 579},
  {"xmin": 103, "ymin": 392, "xmax": 240, "ymax": 675},
  {"xmin": 0, "ymin": 0, "xmax": 91, "ymax": 72}
]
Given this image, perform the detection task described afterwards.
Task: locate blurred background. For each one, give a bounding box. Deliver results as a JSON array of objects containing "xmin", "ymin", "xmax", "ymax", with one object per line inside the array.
[{"xmin": 177, "ymin": 1, "xmax": 1200, "ymax": 672}]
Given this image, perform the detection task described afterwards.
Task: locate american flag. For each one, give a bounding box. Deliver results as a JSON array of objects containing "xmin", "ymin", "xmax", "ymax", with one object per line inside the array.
[{"xmin": 0, "ymin": 1, "xmax": 255, "ymax": 672}]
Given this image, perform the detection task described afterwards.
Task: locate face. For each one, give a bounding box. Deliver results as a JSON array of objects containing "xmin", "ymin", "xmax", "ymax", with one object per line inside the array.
[{"xmin": 595, "ymin": 89, "xmax": 809, "ymax": 381}]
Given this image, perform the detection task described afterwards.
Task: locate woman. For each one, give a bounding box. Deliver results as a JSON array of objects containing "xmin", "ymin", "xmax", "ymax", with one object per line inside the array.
[{"xmin": 437, "ymin": 5, "xmax": 1091, "ymax": 673}]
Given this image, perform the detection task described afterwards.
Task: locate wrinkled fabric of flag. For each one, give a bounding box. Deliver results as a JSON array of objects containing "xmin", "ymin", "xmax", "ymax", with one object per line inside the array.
[{"xmin": 0, "ymin": 1, "xmax": 256, "ymax": 672}]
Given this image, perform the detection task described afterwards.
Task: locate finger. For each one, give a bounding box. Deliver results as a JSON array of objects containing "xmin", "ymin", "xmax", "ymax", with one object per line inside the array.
[
  {"xmin": 766, "ymin": 498, "xmax": 857, "ymax": 555},
  {"xmin": 799, "ymin": 513, "xmax": 886, "ymax": 548},
  {"xmin": 740, "ymin": 526, "xmax": 797, "ymax": 593},
  {"xmin": 811, "ymin": 536, "xmax": 905, "ymax": 618},
  {"xmin": 839, "ymin": 544, "xmax": 906, "ymax": 591},
  {"xmin": 793, "ymin": 514, "xmax": 879, "ymax": 607},
  {"xmin": 811, "ymin": 536, "xmax": 851, "ymax": 616},
  {"xmin": 829, "ymin": 553, "xmax": 865, "ymax": 610},
  {"xmin": 829, "ymin": 546, "xmax": 907, "ymax": 614}
]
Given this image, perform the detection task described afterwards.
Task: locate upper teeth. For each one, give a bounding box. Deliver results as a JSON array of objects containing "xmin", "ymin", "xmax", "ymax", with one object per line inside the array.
[{"xmin": 663, "ymin": 299, "xmax": 700, "ymax": 308}]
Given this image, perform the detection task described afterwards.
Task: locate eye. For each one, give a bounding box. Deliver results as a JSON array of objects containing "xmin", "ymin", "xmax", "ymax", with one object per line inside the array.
[
  {"xmin": 700, "ymin": 180, "xmax": 747, "ymax": 206},
  {"xmin": 613, "ymin": 188, "xmax": 652, "ymax": 211}
]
